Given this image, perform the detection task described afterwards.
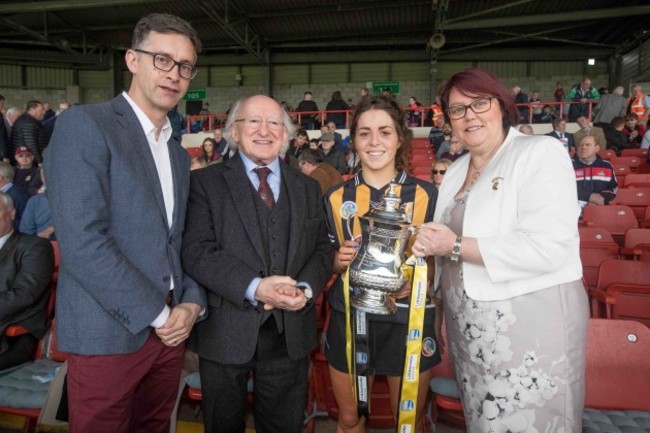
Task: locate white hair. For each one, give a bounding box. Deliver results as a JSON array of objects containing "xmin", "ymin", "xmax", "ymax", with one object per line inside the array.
[
  {"xmin": 0, "ymin": 191, "xmax": 14, "ymax": 211},
  {"xmin": 223, "ymin": 96, "xmax": 297, "ymax": 156}
]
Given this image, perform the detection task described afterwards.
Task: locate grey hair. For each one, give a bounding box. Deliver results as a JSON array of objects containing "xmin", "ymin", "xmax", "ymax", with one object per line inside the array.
[
  {"xmin": 0, "ymin": 162, "xmax": 15, "ymax": 182},
  {"xmin": 223, "ymin": 96, "xmax": 297, "ymax": 156},
  {"xmin": 0, "ymin": 191, "xmax": 14, "ymax": 211},
  {"xmin": 613, "ymin": 86, "xmax": 624, "ymax": 96}
]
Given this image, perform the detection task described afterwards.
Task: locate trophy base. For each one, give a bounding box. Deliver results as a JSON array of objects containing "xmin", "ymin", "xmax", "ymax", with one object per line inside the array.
[{"xmin": 350, "ymin": 288, "xmax": 397, "ymax": 315}]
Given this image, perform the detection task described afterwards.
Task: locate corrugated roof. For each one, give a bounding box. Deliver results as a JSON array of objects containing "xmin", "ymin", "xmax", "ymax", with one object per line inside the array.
[{"xmin": 0, "ymin": 0, "xmax": 647, "ymax": 66}]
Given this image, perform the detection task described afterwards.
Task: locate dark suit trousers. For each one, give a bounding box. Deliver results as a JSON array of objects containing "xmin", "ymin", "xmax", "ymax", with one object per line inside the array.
[
  {"xmin": 66, "ymin": 330, "xmax": 184, "ymax": 433},
  {"xmin": 199, "ymin": 317, "xmax": 309, "ymax": 433},
  {"xmin": 0, "ymin": 334, "xmax": 38, "ymax": 370}
]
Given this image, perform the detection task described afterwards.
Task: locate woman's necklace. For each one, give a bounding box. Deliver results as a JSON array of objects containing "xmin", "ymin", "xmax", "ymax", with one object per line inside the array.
[
  {"xmin": 469, "ymin": 143, "xmax": 501, "ymax": 183},
  {"xmin": 458, "ymin": 143, "xmax": 501, "ymax": 197}
]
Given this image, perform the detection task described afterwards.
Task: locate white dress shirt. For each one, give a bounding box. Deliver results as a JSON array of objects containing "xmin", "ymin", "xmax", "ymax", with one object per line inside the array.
[{"xmin": 122, "ymin": 92, "xmax": 175, "ymax": 328}]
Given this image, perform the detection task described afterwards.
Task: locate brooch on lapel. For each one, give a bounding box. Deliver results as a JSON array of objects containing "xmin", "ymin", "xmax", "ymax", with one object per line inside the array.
[{"xmin": 492, "ymin": 177, "xmax": 504, "ymax": 190}]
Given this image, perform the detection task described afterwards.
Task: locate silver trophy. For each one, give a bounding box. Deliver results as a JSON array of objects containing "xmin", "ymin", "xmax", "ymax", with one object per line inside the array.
[{"xmin": 347, "ymin": 184, "xmax": 416, "ymax": 315}]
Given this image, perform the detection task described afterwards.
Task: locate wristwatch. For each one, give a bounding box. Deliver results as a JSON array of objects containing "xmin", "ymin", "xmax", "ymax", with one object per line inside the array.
[{"xmin": 450, "ymin": 235, "xmax": 462, "ymax": 263}]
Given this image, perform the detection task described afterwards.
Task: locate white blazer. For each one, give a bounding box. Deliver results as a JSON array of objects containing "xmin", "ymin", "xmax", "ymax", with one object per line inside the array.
[{"xmin": 434, "ymin": 128, "xmax": 582, "ymax": 301}]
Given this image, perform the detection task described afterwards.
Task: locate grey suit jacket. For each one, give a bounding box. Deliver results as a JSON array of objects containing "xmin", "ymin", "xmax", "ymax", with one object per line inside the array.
[
  {"xmin": 182, "ymin": 154, "xmax": 333, "ymax": 364},
  {"xmin": 44, "ymin": 94, "xmax": 206, "ymax": 355}
]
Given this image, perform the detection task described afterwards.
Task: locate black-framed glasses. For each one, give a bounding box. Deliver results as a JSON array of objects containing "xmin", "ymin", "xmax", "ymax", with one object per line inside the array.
[
  {"xmin": 133, "ymin": 49, "xmax": 198, "ymax": 80},
  {"xmin": 432, "ymin": 170, "xmax": 446, "ymax": 175},
  {"xmin": 234, "ymin": 117, "xmax": 284, "ymax": 131},
  {"xmin": 447, "ymin": 97, "xmax": 493, "ymax": 120}
]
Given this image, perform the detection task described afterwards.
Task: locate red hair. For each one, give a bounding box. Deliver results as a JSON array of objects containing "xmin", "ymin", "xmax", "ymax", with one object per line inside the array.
[{"xmin": 439, "ymin": 68, "xmax": 518, "ymax": 133}]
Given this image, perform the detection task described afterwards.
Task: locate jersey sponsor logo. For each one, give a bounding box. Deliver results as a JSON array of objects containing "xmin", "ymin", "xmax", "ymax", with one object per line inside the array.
[{"xmin": 422, "ymin": 337, "xmax": 437, "ymax": 357}]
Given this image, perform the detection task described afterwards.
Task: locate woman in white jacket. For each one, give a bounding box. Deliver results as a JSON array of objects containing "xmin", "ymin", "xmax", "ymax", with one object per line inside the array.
[{"xmin": 413, "ymin": 68, "xmax": 588, "ymax": 433}]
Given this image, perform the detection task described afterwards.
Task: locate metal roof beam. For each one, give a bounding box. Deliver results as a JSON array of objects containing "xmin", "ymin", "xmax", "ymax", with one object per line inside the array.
[
  {"xmin": 442, "ymin": 23, "xmax": 593, "ymax": 54},
  {"xmin": 0, "ymin": 15, "xmax": 78, "ymax": 54},
  {"xmin": 198, "ymin": 1, "xmax": 268, "ymax": 66},
  {"xmin": 445, "ymin": 5, "xmax": 650, "ymax": 29},
  {"xmin": 247, "ymin": 1, "xmax": 429, "ymax": 18},
  {"xmin": 446, "ymin": 0, "xmax": 534, "ymax": 24},
  {"xmin": 0, "ymin": 0, "xmax": 165, "ymax": 14},
  {"xmin": 490, "ymin": 30, "xmax": 616, "ymax": 48}
]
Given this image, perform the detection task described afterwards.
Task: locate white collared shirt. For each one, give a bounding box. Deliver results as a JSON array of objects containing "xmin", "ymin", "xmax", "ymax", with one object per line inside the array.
[
  {"xmin": 122, "ymin": 92, "xmax": 175, "ymax": 228},
  {"xmin": 121, "ymin": 92, "xmax": 175, "ymax": 328}
]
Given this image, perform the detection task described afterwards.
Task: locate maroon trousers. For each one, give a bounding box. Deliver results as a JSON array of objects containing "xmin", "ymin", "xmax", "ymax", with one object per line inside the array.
[{"xmin": 66, "ymin": 330, "xmax": 184, "ymax": 433}]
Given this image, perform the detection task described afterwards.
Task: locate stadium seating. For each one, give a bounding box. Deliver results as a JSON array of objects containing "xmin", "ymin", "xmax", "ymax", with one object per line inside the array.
[
  {"xmin": 610, "ymin": 156, "xmax": 642, "ymax": 172},
  {"xmin": 592, "ymin": 258, "xmax": 650, "ymax": 319},
  {"xmin": 578, "ymin": 227, "xmax": 620, "ymax": 294},
  {"xmin": 597, "ymin": 149, "xmax": 615, "ymax": 161},
  {"xmin": 611, "ymin": 164, "xmax": 630, "ymax": 185},
  {"xmin": 582, "ymin": 205, "xmax": 638, "ymax": 245},
  {"xmin": 622, "ymin": 173, "xmax": 650, "ymax": 188},
  {"xmin": 621, "ymin": 148, "xmax": 648, "ymax": 158},
  {"xmin": 609, "ymin": 187, "xmax": 650, "ymax": 223},
  {"xmin": 583, "ymin": 319, "xmax": 650, "ymax": 430},
  {"xmin": 619, "ymin": 228, "xmax": 650, "ymax": 259}
]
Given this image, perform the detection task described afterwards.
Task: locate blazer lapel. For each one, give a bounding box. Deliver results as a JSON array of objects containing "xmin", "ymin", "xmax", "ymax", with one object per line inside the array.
[
  {"xmin": 0, "ymin": 232, "xmax": 19, "ymax": 267},
  {"xmin": 282, "ymin": 164, "xmax": 307, "ymax": 271},
  {"xmin": 223, "ymin": 155, "xmax": 267, "ymax": 262},
  {"xmin": 111, "ymin": 95, "xmax": 169, "ymax": 229}
]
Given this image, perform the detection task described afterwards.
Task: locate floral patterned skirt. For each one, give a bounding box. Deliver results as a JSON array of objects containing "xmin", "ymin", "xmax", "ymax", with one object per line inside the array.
[{"xmin": 442, "ymin": 268, "xmax": 588, "ymax": 433}]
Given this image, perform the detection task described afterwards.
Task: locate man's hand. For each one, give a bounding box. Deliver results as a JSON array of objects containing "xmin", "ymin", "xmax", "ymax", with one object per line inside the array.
[
  {"xmin": 255, "ymin": 275, "xmax": 307, "ymax": 312},
  {"xmin": 588, "ymin": 193, "xmax": 605, "ymax": 205},
  {"xmin": 155, "ymin": 303, "xmax": 202, "ymax": 347},
  {"xmin": 37, "ymin": 226, "xmax": 55, "ymax": 239}
]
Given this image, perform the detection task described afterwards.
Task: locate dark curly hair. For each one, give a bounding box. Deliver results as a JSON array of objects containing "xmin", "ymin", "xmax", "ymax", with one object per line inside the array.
[{"xmin": 349, "ymin": 95, "xmax": 411, "ymax": 173}]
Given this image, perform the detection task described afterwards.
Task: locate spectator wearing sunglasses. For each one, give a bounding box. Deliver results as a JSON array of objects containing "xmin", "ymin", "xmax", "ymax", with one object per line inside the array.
[{"xmin": 431, "ymin": 158, "xmax": 452, "ymax": 189}]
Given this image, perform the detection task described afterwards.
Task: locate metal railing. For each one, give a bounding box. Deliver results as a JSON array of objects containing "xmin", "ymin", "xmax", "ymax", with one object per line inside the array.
[{"xmin": 186, "ymin": 100, "xmax": 600, "ymax": 132}]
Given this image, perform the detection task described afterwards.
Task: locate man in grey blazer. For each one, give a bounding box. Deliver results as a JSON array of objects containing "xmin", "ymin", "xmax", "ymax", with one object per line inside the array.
[
  {"xmin": 182, "ymin": 95, "xmax": 333, "ymax": 433},
  {"xmin": 44, "ymin": 14, "xmax": 206, "ymax": 433}
]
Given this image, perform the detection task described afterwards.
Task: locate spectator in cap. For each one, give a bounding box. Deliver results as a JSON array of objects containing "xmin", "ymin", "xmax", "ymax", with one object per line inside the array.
[
  {"xmin": 13, "ymin": 146, "xmax": 42, "ymax": 196},
  {"xmin": 298, "ymin": 148, "xmax": 343, "ymax": 195},
  {"xmin": 320, "ymin": 132, "xmax": 347, "ymax": 174}
]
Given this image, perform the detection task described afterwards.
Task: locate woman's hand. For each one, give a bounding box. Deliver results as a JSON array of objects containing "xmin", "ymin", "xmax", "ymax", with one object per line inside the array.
[
  {"xmin": 413, "ymin": 223, "xmax": 457, "ymax": 257},
  {"xmin": 333, "ymin": 239, "xmax": 360, "ymax": 274}
]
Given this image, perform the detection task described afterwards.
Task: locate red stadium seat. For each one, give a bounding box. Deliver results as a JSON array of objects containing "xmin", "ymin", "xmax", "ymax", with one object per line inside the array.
[
  {"xmin": 584, "ymin": 319, "xmax": 650, "ymax": 411},
  {"xmin": 185, "ymin": 147, "xmax": 202, "ymax": 158},
  {"xmin": 642, "ymin": 207, "xmax": 650, "ymax": 228},
  {"xmin": 428, "ymin": 323, "xmax": 465, "ymax": 428},
  {"xmin": 597, "ymin": 149, "xmax": 615, "ymax": 160},
  {"xmin": 621, "ymin": 148, "xmax": 648, "ymax": 158},
  {"xmin": 0, "ymin": 320, "xmax": 67, "ymax": 433},
  {"xmin": 592, "ymin": 284, "xmax": 650, "ymax": 326},
  {"xmin": 582, "ymin": 205, "xmax": 638, "ymax": 245},
  {"xmin": 612, "ymin": 164, "xmax": 630, "ymax": 185},
  {"xmin": 619, "ymin": 228, "xmax": 650, "ymax": 259},
  {"xmin": 592, "ymin": 258, "xmax": 650, "ymax": 318},
  {"xmin": 578, "ymin": 227, "xmax": 620, "ymax": 294},
  {"xmin": 609, "ymin": 187, "xmax": 650, "ymax": 222},
  {"xmin": 623, "ymin": 173, "xmax": 650, "ymax": 188},
  {"xmin": 610, "ymin": 156, "xmax": 642, "ymax": 172}
]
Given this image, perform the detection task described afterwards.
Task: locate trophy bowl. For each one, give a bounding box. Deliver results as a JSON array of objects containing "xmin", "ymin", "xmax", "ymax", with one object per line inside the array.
[{"xmin": 348, "ymin": 184, "xmax": 415, "ymax": 315}]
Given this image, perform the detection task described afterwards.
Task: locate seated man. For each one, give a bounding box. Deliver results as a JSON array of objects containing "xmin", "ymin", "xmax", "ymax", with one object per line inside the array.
[
  {"xmin": 546, "ymin": 118, "xmax": 575, "ymax": 153},
  {"xmin": 298, "ymin": 148, "xmax": 343, "ymax": 195},
  {"xmin": 319, "ymin": 133, "xmax": 347, "ymax": 174},
  {"xmin": 19, "ymin": 167, "xmax": 54, "ymax": 239},
  {"xmin": 0, "ymin": 162, "xmax": 29, "ymax": 229},
  {"xmin": 573, "ymin": 116, "xmax": 607, "ymax": 150},
  {"xmin": 0, "ymin": 192, "xmax": 54, "ymax": 370},
  {"xmin": 573, "ymin": 135, "xmax": 617, "ymax": 210}
]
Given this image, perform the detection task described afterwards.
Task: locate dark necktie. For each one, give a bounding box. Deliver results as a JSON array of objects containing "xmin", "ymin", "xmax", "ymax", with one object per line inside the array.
[{"xmin": 254, "ymin": 167, "xmax": 275, "ymax": 210}]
